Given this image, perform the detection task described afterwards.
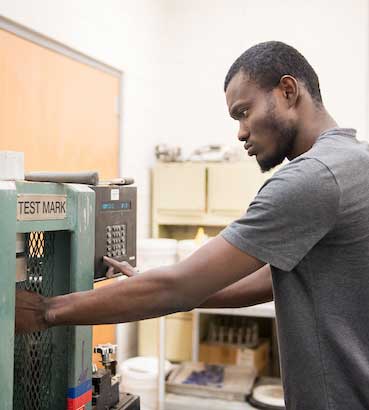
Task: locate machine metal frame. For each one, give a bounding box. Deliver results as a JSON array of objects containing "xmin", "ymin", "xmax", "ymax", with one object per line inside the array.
[{"xmin": 0, "ymin": 181, "xmax": 95, "ymax": 410}]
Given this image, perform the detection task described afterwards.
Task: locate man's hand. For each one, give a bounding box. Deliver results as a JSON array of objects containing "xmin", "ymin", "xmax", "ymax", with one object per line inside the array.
[
  {"xmin": 103, "ymin": 256, "xmax": 139, "ymax": 278},
  {"xmin": 14, "ymin": 236, "xmax": 263, "ymax": 331},
  {"xmin": 16, "ymin": 259, "xmax": 138, "ymax": 334},
  {"xmin": 15, "ymin": 289, "xmax": 49, "ymax": 334}
]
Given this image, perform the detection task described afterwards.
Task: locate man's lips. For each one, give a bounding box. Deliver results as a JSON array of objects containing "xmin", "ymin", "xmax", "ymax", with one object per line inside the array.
[{"xmin": 244, "ymin": 142, "xmax": 257, "ymax": 156}]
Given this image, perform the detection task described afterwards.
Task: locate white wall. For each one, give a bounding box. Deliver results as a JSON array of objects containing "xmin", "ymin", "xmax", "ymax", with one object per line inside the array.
[
  {"xmin": 0, "ymin": 0, "xmax": 166, "ymax": 238},
  {"xmin": 1, "ymin": 0, "xmax": 368, "ymax": 237},
  {"xmin": 160, "ymin": 0, "xmax": 369, "ymax": 159}
]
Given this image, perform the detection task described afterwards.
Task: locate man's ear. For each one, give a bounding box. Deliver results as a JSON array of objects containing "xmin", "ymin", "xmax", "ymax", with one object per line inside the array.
[{"xmin": 278, "ymin": 75, "xmax": 299, "ymax": 108}]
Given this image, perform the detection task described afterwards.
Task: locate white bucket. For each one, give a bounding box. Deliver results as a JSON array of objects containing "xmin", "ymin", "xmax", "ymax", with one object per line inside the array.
[
  {"xmin": 120, "ymin": 356, "xmax": 172, "ymax": 410},
  {"xmin": 177, "ymin": 239, "xmax": 198, "ymax": 261},
  {"xmin": 138, "ymin": 238, "xmax": 178, "ymax": 271}
]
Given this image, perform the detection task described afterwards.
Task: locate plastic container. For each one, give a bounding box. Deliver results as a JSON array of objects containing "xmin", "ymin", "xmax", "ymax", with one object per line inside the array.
[
  {"xmin": 138, "ymin": 238, "xmax": 177, "ymax": 271},
  {"xmin": 177, "ymin": 239, "xmax": 197, "ymax": 261},
  {"xmin": 177, "ymin": 234, "xmax": 212, "ymax": 262},
  {"xmin": 0, "ymin": 151, "xmax": 24, "ymax": 180},
  {"xmin": 120, "ymin": 356, "xmax": 172, "ymax": 410}
]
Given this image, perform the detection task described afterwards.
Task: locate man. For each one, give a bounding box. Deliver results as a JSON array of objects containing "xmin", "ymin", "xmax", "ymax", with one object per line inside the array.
[{"xmin": 16, "ymin": 41, "xmax": 369, "ymax": 409}]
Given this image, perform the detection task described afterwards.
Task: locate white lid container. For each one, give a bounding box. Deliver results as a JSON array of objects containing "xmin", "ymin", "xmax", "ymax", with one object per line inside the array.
[
  {"xmin": 138, "ymin": 238, "xmax": 177, "ymax": 255},
  {"xmin": 0, "ymin": 151, "xmax": 24, "ymax": 180},
  {"xmin": 138, "ymin": 238, "xmax": 178, "ymax": 271},
  {"xmin": 120, "ymin": 356, "xmax": 172, "ymax": 410},
  {"xmin": 177, "ymin": 239, "xmax": 197, "ymax": 261}
]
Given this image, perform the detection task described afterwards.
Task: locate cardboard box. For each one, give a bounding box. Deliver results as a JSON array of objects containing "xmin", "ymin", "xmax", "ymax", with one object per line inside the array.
[
  {"xmin": 199, "ymin": 339, "xmax": 270, "ymax": 372},
  {"xmin": 166, "ymin": 362, "xmax": 256, "ymax": 401}
]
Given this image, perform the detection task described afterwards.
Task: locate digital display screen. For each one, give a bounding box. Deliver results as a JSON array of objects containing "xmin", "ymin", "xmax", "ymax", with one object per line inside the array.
[{"xmin": 101, "ymin": 201, "xmax": 131, "ymax": 211}]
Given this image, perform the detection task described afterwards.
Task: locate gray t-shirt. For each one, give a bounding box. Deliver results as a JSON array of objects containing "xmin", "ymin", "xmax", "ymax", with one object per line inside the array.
[{"xmin": 221, "ymin": 128, "xmax": 369, "ymax": 410}]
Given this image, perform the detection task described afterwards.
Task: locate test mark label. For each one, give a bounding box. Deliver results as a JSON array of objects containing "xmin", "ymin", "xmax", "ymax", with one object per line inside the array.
[{"xmin": 17, "ymin": 194, "xmax": 67, "ymax": 221}]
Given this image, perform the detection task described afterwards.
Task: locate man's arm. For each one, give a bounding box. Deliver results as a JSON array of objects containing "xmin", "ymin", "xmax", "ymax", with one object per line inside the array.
[
  {"xmin": 16, "ymin": 235, "xmax": 265, "ymax": 333},
  {"xmin": 198, "ymin": 265, "xmax": 273, "ymax": 308},
  {"xmin": 101, "ymin": 257, "xmax": 272, "ymax": 309}
]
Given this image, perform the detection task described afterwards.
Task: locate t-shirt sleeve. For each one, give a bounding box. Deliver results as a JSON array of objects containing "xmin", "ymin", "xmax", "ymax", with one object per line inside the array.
[{"xmin": 221, "ymin": 158, "xmax": 341, "ymax": 271}]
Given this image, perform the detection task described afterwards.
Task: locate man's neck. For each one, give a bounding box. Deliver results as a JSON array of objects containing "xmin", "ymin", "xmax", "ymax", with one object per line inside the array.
[{"xmin": 289, "ymin": 106, "xmax": 338, "ymax": 160}]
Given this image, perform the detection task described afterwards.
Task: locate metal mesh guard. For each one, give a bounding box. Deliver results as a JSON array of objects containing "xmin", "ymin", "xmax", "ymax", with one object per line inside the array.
[{"xmin": 14, "ymin": 232, "xmax": 55, "ymax": 410}]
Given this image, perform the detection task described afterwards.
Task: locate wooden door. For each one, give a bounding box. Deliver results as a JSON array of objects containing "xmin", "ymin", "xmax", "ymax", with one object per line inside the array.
[
  {"xmin": 0, "ymin": 29, "xmax": 120, "ymax": 179},
  {"xmin": 0, "ymin": 27, "xmax": 121, "ymax": 365}
]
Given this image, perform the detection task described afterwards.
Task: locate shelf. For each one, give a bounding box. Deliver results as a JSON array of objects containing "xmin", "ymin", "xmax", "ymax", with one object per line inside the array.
[
  {"xmin": 165, "ymin": 393, "xmax": 258, "ymax": 410},
  {"xmin": 191, "ymin": 302, "xmax": 276, "ymax": 366},
  {"xmin": 155, "ymin": 214, "xmax": 238, "ymax": 226},
  {"xmin": 195, "ymin": 302, "xmax": 276, "ymax": 318}
]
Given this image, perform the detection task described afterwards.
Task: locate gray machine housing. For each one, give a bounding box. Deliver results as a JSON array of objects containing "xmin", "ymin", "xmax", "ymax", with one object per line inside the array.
[{"xmin": 91, "ymin": 185, "xmax": 137, "ymax": 280}]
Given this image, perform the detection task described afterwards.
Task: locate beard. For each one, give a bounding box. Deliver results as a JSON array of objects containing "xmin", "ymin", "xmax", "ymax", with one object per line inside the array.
[{"xmin": 257, "ymin": 100, "xmax": 297, "ymax": 173}]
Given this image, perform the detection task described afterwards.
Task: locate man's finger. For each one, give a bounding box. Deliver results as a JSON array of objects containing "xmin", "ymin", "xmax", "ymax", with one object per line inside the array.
[
  {"xmin": 106, "ymin": 265, "xmax": 115, "ymax": 278},
  {"xmin": 103, "ymin": 256, "xmax": 126, "ymax": 270},
  {"xmin": 103, "ymin": 256, "xmax": 137, "ymax": 277},
  {"xmin": 15, "ymin": 289, "xmax": 48, "ymax": 334}
]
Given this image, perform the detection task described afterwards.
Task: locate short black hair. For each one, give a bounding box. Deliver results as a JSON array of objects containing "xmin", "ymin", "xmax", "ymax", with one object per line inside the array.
[{"xmin": 224, "ymin": 41, "xmax": 323, "ymax": 104}]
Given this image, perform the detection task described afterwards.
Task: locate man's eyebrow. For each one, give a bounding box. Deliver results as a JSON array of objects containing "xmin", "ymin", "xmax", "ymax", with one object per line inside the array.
[{"xmin": 229, "ymin": 102, "xmax": 247, "ymax": 118}]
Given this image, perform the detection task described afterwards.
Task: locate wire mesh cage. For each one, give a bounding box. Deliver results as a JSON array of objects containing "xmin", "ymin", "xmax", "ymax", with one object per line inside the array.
[
  {"xmin": 1, "ymin": 182, "xmax": 94, "ymax": 410},
  {"xmin": 13, "ymin": 232, "xmax": 55, "ymax": 410}
]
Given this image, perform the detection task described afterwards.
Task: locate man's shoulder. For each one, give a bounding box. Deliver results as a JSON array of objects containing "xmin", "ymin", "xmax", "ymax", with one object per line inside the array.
[
  {"xmin": 271, "ymin": 129, "xmax": 367, "ymax": 183},
  {"xmin": 270, "ymin": 156, "xmax": 331, "ymax": 182},
  {"xmin": 302, "ymin": 128, "xmax": 369, "ymax": 166},
  {"xmin": 259, "ymin": 157, "xmax": 339, "ymax": 207}
]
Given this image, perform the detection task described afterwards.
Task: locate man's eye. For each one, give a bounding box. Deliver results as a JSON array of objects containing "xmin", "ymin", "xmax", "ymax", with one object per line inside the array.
[{"xmin": 238, "ymin": 109, "xmax": 249, "ymax": 119}]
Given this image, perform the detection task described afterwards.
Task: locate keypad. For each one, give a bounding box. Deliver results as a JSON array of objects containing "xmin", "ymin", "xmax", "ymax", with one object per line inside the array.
[{"xmin": 106, "ymin": 224, "xmax": 126, "ymax": 257}]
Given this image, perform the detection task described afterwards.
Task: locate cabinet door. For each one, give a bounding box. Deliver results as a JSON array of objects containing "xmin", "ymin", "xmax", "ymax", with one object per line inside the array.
[
  {"xmin": 153, "ymin": 163, "xmax": 206, "ymax": 213},
  {"xmin": 138, "ymin": 313, "xmax": 193, "ymax": 362},
  {"xmin": 0, "ymin": 29, "xmax": 120, "ymax": 179},
  {"xmin": 208, "ymin": 162, "xmax": 270, "ymax": 217}
]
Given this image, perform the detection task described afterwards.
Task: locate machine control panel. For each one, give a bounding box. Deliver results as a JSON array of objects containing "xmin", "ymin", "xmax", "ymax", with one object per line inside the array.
[
  {"xmin": 106, "ymin": 224, "xmax": 127, "ymax": 257},
  {"xmin": 91, "ymin": 185, "xmax": 137, "ymax": 281}
]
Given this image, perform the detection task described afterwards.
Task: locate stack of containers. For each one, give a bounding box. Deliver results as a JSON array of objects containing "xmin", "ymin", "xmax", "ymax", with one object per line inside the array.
[
  {"xmin": 120, "ymin": 356, "xmax": 171, "ymax": 410},
  {"xmin": 138, "ymin": 238, "xmax": 178, "ymax": 270},
  {"xmin": 120, "ymin": 238, "xmax": 177, "ymax": 410},
  {"xmin": 120, "ymin": 232, "xmax": 210, "ymax": 409}
]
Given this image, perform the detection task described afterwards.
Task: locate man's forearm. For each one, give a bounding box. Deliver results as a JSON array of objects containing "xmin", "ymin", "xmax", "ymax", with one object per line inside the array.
[
  {"xmin": 16, "ymin": 236, "xmax": 265, "ymax": 333},
  {"xmin": 46, "ymin": 263, "xmax": 270, "ymax": 326},
  {"xmin": 46, "ymin": 266, "xmax": 182, "ymax": 326},
  {"xmin": 198, "ymin": 265, "xmax": 273, "ymax": 308}
]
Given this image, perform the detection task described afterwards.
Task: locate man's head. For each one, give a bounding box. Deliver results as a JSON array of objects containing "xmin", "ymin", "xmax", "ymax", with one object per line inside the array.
[{"xmin": 225, "ymin": 41, "xmax": 323, "ymax": 172}]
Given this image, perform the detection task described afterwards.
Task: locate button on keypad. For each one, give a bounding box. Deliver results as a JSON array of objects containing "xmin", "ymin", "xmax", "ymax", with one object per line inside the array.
[{"xmin": 106, "ymin": 224, "xmax": 127, "ymax": 256}]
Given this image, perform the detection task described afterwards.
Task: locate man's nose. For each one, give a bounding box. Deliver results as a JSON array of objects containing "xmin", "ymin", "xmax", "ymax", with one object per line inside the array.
[{"xmin": 237, "ymin": 123, "xmax": 250, "ymax": 142}]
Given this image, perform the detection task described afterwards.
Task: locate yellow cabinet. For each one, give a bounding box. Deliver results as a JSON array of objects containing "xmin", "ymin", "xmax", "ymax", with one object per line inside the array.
[
  {"xmin": 144, "ymin": 160, "xmax": 276, "ymax": 362},
  {"xmin": 207, "ymin": 162, "xmax": 268, "ymax": 217},
  {"xmin": 152, "ymin": 160, "xmax": 272, "ymax": 233},
  {"xmin": 138, "ymin": 313, "xmax": 193, "ymax": 362},
  {"xmin": 153, "ymin": 163, "xmax": 206, "ymax": 214}
]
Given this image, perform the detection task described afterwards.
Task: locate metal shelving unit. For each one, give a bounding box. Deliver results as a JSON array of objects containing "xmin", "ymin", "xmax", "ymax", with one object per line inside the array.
[{"xmin": 158, "ymin": 302, "xmax": 276, "ymax": 409}]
